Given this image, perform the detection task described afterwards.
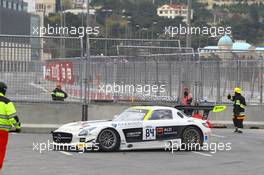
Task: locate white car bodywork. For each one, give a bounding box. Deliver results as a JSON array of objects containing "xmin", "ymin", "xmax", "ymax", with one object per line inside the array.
[{"xmin": 52, "ymin": 106, "xmax": 211, "ymax": 151}]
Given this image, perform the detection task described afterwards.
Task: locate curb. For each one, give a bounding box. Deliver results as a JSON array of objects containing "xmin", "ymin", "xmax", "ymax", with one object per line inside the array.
[
  {"xmin": 20, "ymin": 124, "xmax": 62, "ymax": 134},
  {"xmin": 211, "ymin": 121, "xmax": 264, "ymax": 129},
  {"xmin": 17, "ymin": 122, "xmax": 264, "ymax": 134}
]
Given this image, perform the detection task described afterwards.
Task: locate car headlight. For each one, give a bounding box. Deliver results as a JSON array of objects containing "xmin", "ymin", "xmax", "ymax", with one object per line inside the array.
[
  {"xmin": 78, "ymin": 127, "xmax": 97, "ymax": 137},
  {"xmin": 78, "ymin": 129, "xmax": 88, "ymax": 136}
]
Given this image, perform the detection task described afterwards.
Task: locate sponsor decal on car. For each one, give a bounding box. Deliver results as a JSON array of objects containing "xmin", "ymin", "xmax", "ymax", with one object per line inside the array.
[
  {"xmin": 156, "ymin": 127, "xmax": 164, "ymax": 135},
  {"xmin": 156, "ymin": 127, "xmax": 178, "ymax": 136},
  {"xmin": 126, "ymin": 132, "xmax": 142, "ymax": 138},
  {"xmin": 204, "ymin": 135, "xmax": 208, "ymax": 141},
  {"xmin": 111, "ymin": 123, "xmax": 117, "ymax": 128},
  {"xmin": 118, "ymin": 121, "xmax": 143, "ymax": 128},
  {"xmin": 164, "ymin": 127, "xmax": 178, "ymax": 135},
  {"xmin": 121, "ymin": 140, "xmax": 126, "ymax": 145}
]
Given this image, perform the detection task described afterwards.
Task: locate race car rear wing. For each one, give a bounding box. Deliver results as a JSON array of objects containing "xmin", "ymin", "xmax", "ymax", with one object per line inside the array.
[{"xmin": 174, "ymin": 105, "xmax": 226, "ymax": 119}]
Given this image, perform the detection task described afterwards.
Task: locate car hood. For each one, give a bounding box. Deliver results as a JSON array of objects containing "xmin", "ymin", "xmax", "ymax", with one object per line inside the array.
[{"xmin": 54, "ymin": 120, "xmax": 112, "ymax": 134}]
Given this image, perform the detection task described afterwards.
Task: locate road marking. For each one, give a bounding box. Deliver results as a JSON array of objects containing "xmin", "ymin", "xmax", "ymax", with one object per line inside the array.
[
  {"xmin": 191, "ymin": 151, "xmax": 213, "ymax": 157},
  {"xmin": 29, "ymin": 82, "xmax": 79, "ymax": 99},
  {"xmin": 59, "ymin": 151, "xmax": 73, "ymax": 156},
  {"xmin": 211, "ymin": 134, "xmax": 226, "ymax": 138},
  {"xmin": 29, "ymin": 83, "xmax": 50, "ymax": 93}
]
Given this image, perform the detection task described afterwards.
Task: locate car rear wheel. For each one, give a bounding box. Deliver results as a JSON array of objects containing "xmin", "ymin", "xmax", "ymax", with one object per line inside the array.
[
  {"xmin": 97, "ymin": 129, "xmax": 120, "ymax": 151},
  {"xmin": 181, "ymin": 126, "xmax": 203, "ymax": 150}
]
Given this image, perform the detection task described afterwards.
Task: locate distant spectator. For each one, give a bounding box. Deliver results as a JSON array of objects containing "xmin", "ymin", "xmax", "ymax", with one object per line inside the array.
[
  {"xmin": 180, "ymin": 87, "xmax": 193, "ymax": 106},
  {"xmin": 51, "ymin": 83, "xmax": 68, "ymax": 101},
  {"xmin": 180, "ymin": 87, "xmax": 193, "ymax": 115}
]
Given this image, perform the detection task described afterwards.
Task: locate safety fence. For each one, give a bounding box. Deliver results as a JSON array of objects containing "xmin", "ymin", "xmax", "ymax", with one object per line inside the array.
[
  {"xmin": 1, "ymin": 34, "xmax": 264, "ymax": 104},
  {"xmin": 1, "ymin": 58, "xmax": 264, "ymax": 104},
  {"xmin": 81, "ymin": 59, "xmax": 264, "ymax": 104},
  {"xmin": 0, "ymin": 35, "xmax": 83, "ymax": 102}
]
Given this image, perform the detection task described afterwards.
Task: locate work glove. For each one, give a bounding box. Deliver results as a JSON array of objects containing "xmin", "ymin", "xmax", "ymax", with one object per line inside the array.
[
  {"xmin": 227, "ymin": 94, "xmax": 231, "ymax": 100},
  {"xmin": 15, "ymin": 122, "xmax": 21, "ymax": 133},
  {"xmin": 15, "ymin": 128, "xmax": 21, "ymax": 133}
]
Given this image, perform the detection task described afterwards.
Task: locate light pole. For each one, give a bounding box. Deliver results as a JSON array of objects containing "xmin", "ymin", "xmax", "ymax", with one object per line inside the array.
[
  {"xmin": 151, "ymin": 21, "xmax": 157, "ymax": 40},
  {"xmin": 82, "ymin": 0, "xmax": 90, "ymax": 121},
  {"xmin": 127, "ymin": 16, "xmax": 132, "ymax": 38},
  {"xmin": 260, "ymin": 56, "xmax": 263, "ymax": 104},
  {"xmin": 135, "ymin": 24, "xmax": 140, "ymax": 39},
  {"xmin": 60, "ymin": 1, "xmax": 66, "ymax": 58},
  {"xmin": 122, "ymin": 15, "xmax": 132, "ymax": 39},
  {"xmin": 141, "ymin": 28, "xmax": 148, "ymax": 39},
  {"xmin": 127, "ymin": 21, "xmax": 131, "ymax": 39},
  {"xmin": 102, "ymin": 9, "xmax": 112, "ymax": 55},
  {"xmin": 186, "ymin": 0, "xmax": 192, "ymax": 47}
]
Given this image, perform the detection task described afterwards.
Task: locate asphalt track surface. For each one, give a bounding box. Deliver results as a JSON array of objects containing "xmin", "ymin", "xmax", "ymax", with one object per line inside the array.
[{"xmin": 2, "ymin": 129, "xmax": 264, "ymax": 175}]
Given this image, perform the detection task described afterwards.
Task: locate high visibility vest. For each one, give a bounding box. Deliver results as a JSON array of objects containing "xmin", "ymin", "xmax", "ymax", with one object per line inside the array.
[
  {"xmin": 0, "ymin": 93, "xmax": 21, "ymax": 131},
  {"xmin": 235, "ymin": 99, "xmax": 246, "ymax": 110},
  {"xmin": 180, "ymin": 95, "xmax": 192, "ymax": 105},
  {"xmin": 51, "ymin": 92, "xmax": 65, "ymax": 98}
]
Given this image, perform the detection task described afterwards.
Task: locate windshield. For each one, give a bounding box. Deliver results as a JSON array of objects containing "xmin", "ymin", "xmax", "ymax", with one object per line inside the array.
[{"xmin": 113, "ymin": 109, "xmax": 148, "ymax": 121}]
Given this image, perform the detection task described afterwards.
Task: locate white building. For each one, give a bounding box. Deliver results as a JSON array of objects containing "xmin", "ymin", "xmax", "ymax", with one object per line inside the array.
[
  {"xmin": 200, "ymin": 35, "xmax": 264, "ymax": 59},
  {"xmin": 157, "ymin": 4, "xmax": 193, "ymax": 23},
  {"xmin": 35, "ymin": 0, "xmax": 56, "ymax": 16},
  {"xmin": 74, "ymin": 0, "xmax": 85, "ymax": 8}
]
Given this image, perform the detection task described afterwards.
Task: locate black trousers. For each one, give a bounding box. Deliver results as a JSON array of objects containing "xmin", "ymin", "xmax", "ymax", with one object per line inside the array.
[{"xmin": 233, "ymin": 115, "xmax": 245, "ymax": 128}]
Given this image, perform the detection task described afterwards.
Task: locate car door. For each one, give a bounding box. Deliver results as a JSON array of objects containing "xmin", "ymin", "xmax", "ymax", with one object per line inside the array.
[{"xmin": 142, "ymin": 109, "xmax": 184, "ymax": 142}]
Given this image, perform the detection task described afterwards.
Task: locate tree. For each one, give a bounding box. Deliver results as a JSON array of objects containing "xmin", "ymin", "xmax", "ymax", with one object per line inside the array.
[{"xmin": 61, "ymin": 0, "xmax": 73, "ymax": 10}]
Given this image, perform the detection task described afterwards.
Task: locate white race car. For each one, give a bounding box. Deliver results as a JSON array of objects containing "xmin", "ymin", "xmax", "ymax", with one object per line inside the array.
[{"xmin": 52, "ymin": 106, "xmax": 211, "ymax": 151}]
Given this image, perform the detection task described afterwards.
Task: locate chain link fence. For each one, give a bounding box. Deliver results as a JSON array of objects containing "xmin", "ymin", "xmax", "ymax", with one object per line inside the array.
[
  {"xmin": 1, "ymin": 34, "xmax": 264, "ymax": 104},
  {"xmin": 82, "ymin": 58, "xmax": 264, "ymax": 104},
  {"xmin": 0, "ymin": 35, "xmax": 83, "ymax": 102}
]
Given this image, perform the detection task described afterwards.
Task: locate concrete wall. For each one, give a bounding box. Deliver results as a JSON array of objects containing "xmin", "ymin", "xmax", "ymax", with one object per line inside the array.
[
  {"xmin": 15, "ymin": 102, "xmax": 264, "ymax": 125},
  {"xmin": 16, "ymin": 102, "xmax": 129, "ymax": 124},
  {"xmin": 210, "ymin": 105, "xmax": 264, "ymax": 121}
]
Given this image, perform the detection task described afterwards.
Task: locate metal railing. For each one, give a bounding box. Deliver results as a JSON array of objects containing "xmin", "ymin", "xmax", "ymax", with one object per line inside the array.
[{"xmin": 1, "ymin": 34, "xmax": 264, "ymax": 105}]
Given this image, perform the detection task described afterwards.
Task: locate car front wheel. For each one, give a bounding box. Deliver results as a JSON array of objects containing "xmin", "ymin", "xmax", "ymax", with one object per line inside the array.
[{"xmin": 97, "ymin": 129, "xmax": 120, "ymax": 151}]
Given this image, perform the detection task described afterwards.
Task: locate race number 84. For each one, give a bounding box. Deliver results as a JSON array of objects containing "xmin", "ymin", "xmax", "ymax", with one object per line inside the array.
[{"xmin": 143, "ymin": 126, "xmax": 156, "ymax": 140}]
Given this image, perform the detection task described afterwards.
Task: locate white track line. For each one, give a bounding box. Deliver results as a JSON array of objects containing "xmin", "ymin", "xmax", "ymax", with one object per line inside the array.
[
  {"xmin": 29, "ymin": 83, "xmax": 49, "ymax": 93},
  {"xmin": 29, "ymin": 83, "xmax": 79, "ymax": 99},
  {"xmin": 191, "ymin": 151, "xmax": 213, "ymax": 157},
  {"xmin": 59, "ymin": 151, "xmax": 73, "ymax": 156},
  {"xmin": 211, "ymin": 134, "xmax": 226, "ymax": 138}
]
